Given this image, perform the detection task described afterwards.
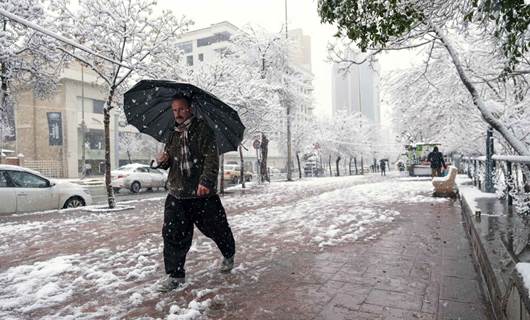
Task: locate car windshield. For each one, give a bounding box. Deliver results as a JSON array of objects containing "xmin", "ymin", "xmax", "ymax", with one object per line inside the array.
[
  {"xmin": 117, "ymin": 166, "xmax": 136, "ymax": 171},
  {"xmin": 224, "ymin": 165, "xmax": 238, "ymax": 171}
]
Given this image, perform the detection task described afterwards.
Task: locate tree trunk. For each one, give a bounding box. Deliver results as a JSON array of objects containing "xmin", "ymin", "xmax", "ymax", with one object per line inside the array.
[
  {"xmin": 286, "ymin": 98, "xmax": 292, "ymax": 182},
  {"xmin": 360, "ymin": 156, "xmax": 364, "ymax": 175},
  {"xmin": 328, "ymin": 154, "xmax": 332, "ymax": 176},
  {"xmin": 296, "ymin": 151, "xmax": 302, "ymax": 179},
  {"xmin": 260, "ymin": 133, "xmax": 270, "ymax": 182},
  {"xmin": 354, "ymin": 157, "xmax": 358, "ymax": 175},
  {"xmin": 349, "ymin": 156, "xmax": 352, "ymax": 175},
  {"xmin": 434, "ymin": 25, "xmax": 530, "ymax": 158},
  {"xmin": 335, "ymin": 155, "xmax": 341, "ymax": 177},
  {"xmin": 127, "ymin": 150, "xmax": 131, "ymax": 164},
  {"xmin": 239, "ymin": 145, "xmax": 245, "ymax": 188},
  {"xmin": 103, "ymin": 90, "xmax": 116, "ymax": 209}
]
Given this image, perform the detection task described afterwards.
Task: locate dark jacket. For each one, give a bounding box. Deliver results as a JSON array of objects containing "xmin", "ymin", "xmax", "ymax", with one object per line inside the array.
[
  {"xmin": 159, "ymin": 118, "xmax": 219, "ymax": 198},
  {"xmin": 427, "ymin": 151, "xmax": 445, "ymax": 169}
]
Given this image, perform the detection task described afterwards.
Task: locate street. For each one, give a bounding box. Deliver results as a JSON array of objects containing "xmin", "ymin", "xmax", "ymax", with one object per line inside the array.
[{"xmin": 0, "ymin": 174, "xmax": 490, "ymax": 319}]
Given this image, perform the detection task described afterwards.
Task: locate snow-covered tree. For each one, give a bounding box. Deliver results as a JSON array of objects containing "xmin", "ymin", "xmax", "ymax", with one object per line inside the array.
[
  {"xmin": 385, "ymin": 31, "xmax": 530, "ymax": 157},
  {"xmin": 1, "ymin": 0, "xmax": 65, "ymax": 139},
  {"xmin": 231, "ymin": 26, "xmax": 314, "ymax": 181},
  {"xmin": 49, "ymin": 0, "xmax": 191, "ymax": 208},
  {"xmin": 318, "ymin": 0, "xmax": 530, "ymax": 159}
]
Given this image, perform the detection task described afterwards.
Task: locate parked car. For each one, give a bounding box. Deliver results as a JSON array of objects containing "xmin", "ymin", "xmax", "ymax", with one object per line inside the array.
[
  {"xmin": 111, "ymin": 163, "xmax": 167, "ymax": 193},
  {"xmin": 223, "ymin": 164, "xmax": 252, "ymax": 184},
  {"xmin": 0, "ymin": 164, "xmax": 93, "ymax": 214}
]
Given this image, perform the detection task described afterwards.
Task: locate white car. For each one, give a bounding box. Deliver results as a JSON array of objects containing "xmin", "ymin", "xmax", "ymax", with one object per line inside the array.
[
  {"xmin": 111, "ymin": 163, "xmax": 167, "ymax": 193},
  {"xmin": 0, "ymin": 164, "xmax": 93, "ymax": 214}
]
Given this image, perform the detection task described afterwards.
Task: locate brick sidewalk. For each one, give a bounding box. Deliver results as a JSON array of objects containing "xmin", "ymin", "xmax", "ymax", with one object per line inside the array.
[
  {"xmin": 0, "ymin": 176, "xmax": 493, "ymax": 319},
  {"xmin": 207, "ymin": 198, "xmax": 493, "ymax": 319}
]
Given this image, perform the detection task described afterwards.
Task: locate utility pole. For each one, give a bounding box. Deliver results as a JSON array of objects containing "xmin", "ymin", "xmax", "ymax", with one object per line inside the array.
[
  {"xmin": 284, "ymin": 0, "xmax": 291, "ymax": 177},
  {"xmin": 81, "ymin": 63, "xmax": 87, "ymax": 178}
]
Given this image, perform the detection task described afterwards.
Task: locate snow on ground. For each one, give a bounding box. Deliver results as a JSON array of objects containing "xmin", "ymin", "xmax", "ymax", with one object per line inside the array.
[{"xmin": 0, "ymin": 173, "xmax": 446, "ymax": 319}]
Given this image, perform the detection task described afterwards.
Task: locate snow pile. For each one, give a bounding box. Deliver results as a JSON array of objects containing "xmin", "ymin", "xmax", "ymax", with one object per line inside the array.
[
  {"xmin": 457, "ymin": 175, "xmax": 499, "ymax": 215},
  {"xmin": 516, "ymin": 263, "xmax": 530, "ymax": 299},
  {"xmin": 0, "ymin": 255, "xmax": 79, "ymax": 313}
]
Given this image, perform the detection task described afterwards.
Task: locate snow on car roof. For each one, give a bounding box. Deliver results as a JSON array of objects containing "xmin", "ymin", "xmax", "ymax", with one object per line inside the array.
[{"xmin": 0, "ymin": 164, "xmax": 45, "ymax": 177}]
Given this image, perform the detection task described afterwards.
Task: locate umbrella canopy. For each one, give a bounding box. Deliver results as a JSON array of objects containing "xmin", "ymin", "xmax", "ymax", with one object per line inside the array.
[{"xmin": 123, "ymin": 80, "xmax": 245, "ymax": 154}]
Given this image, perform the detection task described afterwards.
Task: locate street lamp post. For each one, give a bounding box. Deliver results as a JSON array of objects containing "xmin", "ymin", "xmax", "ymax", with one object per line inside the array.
[{"xmin": 285, "ymin": 0, "xmax": 293, "ymax": 181}]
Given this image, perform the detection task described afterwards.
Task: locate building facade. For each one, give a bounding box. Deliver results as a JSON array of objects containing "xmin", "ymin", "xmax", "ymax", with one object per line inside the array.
[
  {"xmin": 14, "ymin": 62, "xmax": 155, "ymax": 178},
  {"xmin": 331, "ymin": 55, "xmax": 380, "ymax": 123}
]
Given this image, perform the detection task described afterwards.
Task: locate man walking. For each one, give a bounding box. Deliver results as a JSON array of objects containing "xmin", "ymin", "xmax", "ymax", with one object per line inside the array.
[
  {"xmin": 155, "ymin": 94, "xmax": 236, "ymax": 292},
  {"xmin": 379, "ymin": 159, "xmax": 386, "ymax": 176},
  {"xmin": 427, "ymin": 146, "xmax": 446, "ymax": 177}
]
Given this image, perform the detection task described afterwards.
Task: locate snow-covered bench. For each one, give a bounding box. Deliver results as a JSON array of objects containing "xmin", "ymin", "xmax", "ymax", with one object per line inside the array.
[{"xmin": 432, "ymin": 166, "xmax": 457, "ymax": 196}]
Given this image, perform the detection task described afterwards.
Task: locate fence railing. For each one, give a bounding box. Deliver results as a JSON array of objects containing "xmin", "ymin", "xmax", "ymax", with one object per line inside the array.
[{"xmin": 461, "ymin": 155, "xmax": 530, "ymax": 210}]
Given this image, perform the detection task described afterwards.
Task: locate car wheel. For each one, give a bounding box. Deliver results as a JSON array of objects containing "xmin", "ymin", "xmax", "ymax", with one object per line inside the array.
[
  {"xmin": 113, "ymin": 187, "xmax": 120, "ymax": 194},
  {"xmin": 63, "ymin": 196, "xmax": 85, "ymax": 208},
  {"xmin": 246, "ymin": 175, "xmax": 252, "ymax": 182},
  {"xmin": 130, "ymin": 181, "xmax": 141, "ymax": 193},
  {"xmin": 231, "ymin": 176, "xmax": 238, "ymax": 184}
]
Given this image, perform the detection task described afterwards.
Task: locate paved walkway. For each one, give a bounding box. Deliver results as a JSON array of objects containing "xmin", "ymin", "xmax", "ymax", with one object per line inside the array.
[
  {"xmin": 0, "ymin": 175, "xmax": 492, "ymax": 319},
  {"xmin": 209, "ymin": 197, "xmax": 493, "ymax": 319}
]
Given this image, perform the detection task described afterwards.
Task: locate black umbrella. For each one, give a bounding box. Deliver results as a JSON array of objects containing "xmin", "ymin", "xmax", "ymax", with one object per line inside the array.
[{"xmin": 123, "ymin": 80, "xmax": 245, "ymax": 154}]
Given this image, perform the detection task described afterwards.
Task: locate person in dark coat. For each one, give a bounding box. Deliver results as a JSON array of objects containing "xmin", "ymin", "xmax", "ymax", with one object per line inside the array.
[
  {"xmin": 379, "ymin": 159, "xmax": 386, "ymax": 176},
  {"xmin": 155, "ymin": 94, "xmax": 236, "ymax": 292},
  {"xmin": 427, "ymin": 146, "xmax": 446, "ymax": 177}
]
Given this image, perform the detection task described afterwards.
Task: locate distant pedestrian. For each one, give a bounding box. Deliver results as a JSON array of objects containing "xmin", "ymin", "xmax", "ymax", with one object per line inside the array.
[
  {"xmin": 155, "ymin": 94, "xmax": 236, "ymax": 292},
  {"xmin": 427, "ymin": 146, "xmax": 446, "ymax": 177},
  {"xmin": 379, "ymin": 160, "xmax": 386, "ymax": 176}
]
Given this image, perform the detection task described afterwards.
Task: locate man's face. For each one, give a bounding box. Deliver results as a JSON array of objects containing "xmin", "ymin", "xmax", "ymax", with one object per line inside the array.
[{"xmin": 171, "ymin": 99, "xmax": 192, "ymax": 124}]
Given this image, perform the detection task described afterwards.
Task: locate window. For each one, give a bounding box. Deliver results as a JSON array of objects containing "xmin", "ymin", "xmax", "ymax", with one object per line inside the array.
[
  {"xmin": 7, "ymin": 171, "xmax": 49, "ymax": 188},
  {"xmin": 93, "ymin": 100, "xmax": 105, "ymax": 114},
  {"xmin": 198, "ymin": 53, "xmax": 204, "ymax": 62},
  {"xmin": 176, "ymin": 41, "xmax": 193, "ymax": 54},
  {"xmin": 86, "ymin": 129, "xmax": 104, "ymax": 150},
  {"xmin": 0, "ymin": 171, "xmax": 9, "ymax": 187},
  {"xmin": 135, "ymin": 167, "xmax": 148, "ymax": 173},
  {"xmin": 214, "ymin": 47, "xmax": 232, "ymax": 57},
  {"xmin": 148, "ymin": 168, "xmax": 162, "ymax": 174},
  {"xmin": 197, "ymin": 31, "xmax": 232, "ymax": 47},
  {"xmin": 186, "ymin": 55, "xmax": 194, "ymax": 66}
]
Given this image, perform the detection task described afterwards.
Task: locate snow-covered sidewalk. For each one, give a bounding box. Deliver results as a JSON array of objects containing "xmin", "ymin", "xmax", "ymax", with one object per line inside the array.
[{"xmin": 0, "ymin": 174, "xmax": 490, "ymax": 319}]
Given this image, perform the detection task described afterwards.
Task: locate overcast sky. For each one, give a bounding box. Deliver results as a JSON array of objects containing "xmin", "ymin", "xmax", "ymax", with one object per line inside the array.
[{"xmin": 157, "ymin": 0, "xmax": 418, "ymax": 121}]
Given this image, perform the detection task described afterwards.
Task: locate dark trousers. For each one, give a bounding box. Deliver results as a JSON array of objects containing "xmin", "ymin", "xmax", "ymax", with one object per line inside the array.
[
  {"xmin": 162, "ymin": 194, "xmax": 236, "ymax": 278},
  {"xmin": 431, "ymin": 167, "xmax": 442, "ymax": 177}
]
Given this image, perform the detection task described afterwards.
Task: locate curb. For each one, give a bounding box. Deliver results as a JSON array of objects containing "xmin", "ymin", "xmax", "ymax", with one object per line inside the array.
[{"xmin": 459, "ymin": 188, "xmax": 530, "ymax": 320}]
